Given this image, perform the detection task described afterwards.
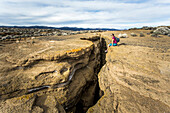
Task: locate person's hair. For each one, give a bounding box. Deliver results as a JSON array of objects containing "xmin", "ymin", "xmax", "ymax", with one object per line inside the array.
[{"xmin": 112, "ymin": 33, "xmax": 114, "ymax": 36}]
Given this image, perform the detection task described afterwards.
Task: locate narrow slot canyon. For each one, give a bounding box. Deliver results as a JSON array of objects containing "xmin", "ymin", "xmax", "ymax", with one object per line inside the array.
[{"xmin": 71, "ymin": 37, "xmax": 107, "ymax": 113}]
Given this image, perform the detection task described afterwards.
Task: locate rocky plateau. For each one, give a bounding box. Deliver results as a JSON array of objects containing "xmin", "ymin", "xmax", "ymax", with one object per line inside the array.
[{"xmin": 0, "ymin": 28, "xmax": 170, "ymax": 113}]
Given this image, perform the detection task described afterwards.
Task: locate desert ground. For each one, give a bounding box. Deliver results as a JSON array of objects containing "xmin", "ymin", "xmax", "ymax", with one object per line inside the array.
[{"xmin": 0, "ymin": 29, "xmax": 170, "ymax": 113}]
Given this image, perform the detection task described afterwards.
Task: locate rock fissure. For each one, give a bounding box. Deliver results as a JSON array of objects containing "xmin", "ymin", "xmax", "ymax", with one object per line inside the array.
[
  {"xmin": 70, "ymin": 37, "xmax": 107, "ymax": 113},
  {"xmin": 27, "ymin": 86, "xmax": 50, "ymax": 94},
  {"xmin": 0, "ymin": 35, "xmax": 107, "ymax": 113},
  {"xmin": 1, "ymin": 30, "xmax": 170, "ymax": 113}
]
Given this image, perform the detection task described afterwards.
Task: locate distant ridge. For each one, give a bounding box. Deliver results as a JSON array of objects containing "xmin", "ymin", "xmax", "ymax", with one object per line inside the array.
[
  {"xmin": 0, "ymin": 25, "xmax": 119, "ymax": 31},
  {"xmin": 55, "ymin": 27, "xmax": 119, "ymax": 31}
]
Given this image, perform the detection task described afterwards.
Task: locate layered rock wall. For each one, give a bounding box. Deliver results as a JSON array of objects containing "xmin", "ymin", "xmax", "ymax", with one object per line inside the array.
[{"xmin": 0, "ymin": 35, "xmax": 106, "ymax": 113}]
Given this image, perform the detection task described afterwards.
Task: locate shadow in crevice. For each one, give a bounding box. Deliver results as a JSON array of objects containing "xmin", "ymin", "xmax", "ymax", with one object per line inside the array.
[{"xmin": 93, "ymin": 37, "xmax": 106, "ymax": 105}]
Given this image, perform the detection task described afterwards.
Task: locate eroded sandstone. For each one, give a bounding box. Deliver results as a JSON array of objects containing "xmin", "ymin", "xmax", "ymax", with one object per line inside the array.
[
  {"xmin": 0, "ymin": 33, "xmax": 106, "ymax": 113},
  {"xmin": 87, "ymin": 31, "xmax": 170, "ymax": 113},
  {"xmin": 1, "ymin": 30, "xmax": 170, "ymax": 113}
]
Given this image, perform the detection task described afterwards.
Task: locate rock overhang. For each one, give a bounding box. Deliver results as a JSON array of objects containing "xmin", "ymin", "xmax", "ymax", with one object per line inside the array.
[{"xmin": 0, "ymin": 34, "xmax": 103, "ymax": 104}]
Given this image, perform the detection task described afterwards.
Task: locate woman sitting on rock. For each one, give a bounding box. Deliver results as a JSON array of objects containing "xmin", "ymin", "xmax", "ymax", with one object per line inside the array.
[
  {"xmin": 109, "ymin": 33, "xmax": 117, "ymax": 46},
  {"xmin": 105, "ymin": 33, "xmax": 118, "ymax": 52}
]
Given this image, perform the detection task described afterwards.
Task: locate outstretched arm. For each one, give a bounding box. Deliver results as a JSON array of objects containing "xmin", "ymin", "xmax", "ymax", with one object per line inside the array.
[{"xmin": 112, "ymin": 38, "xmax": 114, "ymax": 45}]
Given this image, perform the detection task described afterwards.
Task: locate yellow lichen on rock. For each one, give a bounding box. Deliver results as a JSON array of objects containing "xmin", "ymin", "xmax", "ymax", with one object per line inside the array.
[
  {"xmin": 16, "ymin": 93, "xmax": 35, "ymax": 101},
  {"xmin": 66, "ymin": 47, "xmax": 83, "ymax": 53}
]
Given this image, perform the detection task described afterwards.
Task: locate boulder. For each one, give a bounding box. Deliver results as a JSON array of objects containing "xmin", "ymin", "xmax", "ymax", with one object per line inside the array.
[
  {"xmin": 139, "ymin": 32, "xmax": 145, "ymax": 37},
  {"xmin": 153, "ymin": 27, "xmax": 170, "ymax": 35},
  {"xmin": 157, "ymin": 35, "xmax": 162, "ymax": 38},
  {"xmin": 62, "ymin": 32, "xmax": 68, "ymax": 36},
  {"xmin": 151, "ymin": 34, "xmax": 157, "ymax": 37},
  {"xmin": 1, "ymin": 36, "xmax": 7, "ymax": 40},
  {"xmin": 118, "ymin": 33, "xmax": 128, "ymax": 38},
  {"xmin": 70, "ymin": 32, "xmax": 77, "ymax": 35},
  {"xmin": 57, "ymin": 33, "xmax": 62, "ymax": 36},
  {"xmin": 130, "ymin": 33, "xmax": 137, "ymax": 37},
  {"xmin": 147, "ymin": 33, "xmax": 150, "ymax": 35}
]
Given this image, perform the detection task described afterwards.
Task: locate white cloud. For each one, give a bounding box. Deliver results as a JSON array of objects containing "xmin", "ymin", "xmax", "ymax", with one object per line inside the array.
[
  {"xmin": 155, "ymin": 0, "xmax": 170, "ymax": 4},
  {"xmin": 0, "ymin": 0, "xmax": 169, "ymax": 29}
]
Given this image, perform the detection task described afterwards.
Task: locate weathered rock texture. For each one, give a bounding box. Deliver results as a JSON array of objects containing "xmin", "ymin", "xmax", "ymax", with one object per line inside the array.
[
  {"xmin": 87, "ymin": 32, "xmax": 170, "ymax": 113},
  {"xmin": 1, "ymin": 30, "xmax": 170, "ymax": 113},
  {"xmin": 0, "ymin": 34, "xmax": 106, "ymax": 113},
  {"xmin": 153, "ymin": 27, "xmax": 170, "ymax": 35}
]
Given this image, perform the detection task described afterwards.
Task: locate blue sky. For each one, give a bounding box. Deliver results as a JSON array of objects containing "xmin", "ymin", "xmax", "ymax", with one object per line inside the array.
[{"xmin": 0, "ymin": 0, "xmax": 170, "ymax": 29}]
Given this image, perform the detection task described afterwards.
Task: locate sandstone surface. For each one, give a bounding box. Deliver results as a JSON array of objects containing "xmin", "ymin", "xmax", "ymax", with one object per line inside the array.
[
  {"xmin": 0, "ymin": 33, "xmax": 106, "ymax": 113},
  {"xmin": 0, "ymin": 29, "xmax": 170, "ymax": 113},
  {"xmin": 88, "ymin": 30, "xmax": 170, "ymax": 113}
]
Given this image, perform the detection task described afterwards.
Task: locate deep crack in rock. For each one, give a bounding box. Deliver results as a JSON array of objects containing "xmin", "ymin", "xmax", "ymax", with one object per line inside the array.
[{"xmin": 0, "ymin": 35, "xmax": 107, "ymax": 113}]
